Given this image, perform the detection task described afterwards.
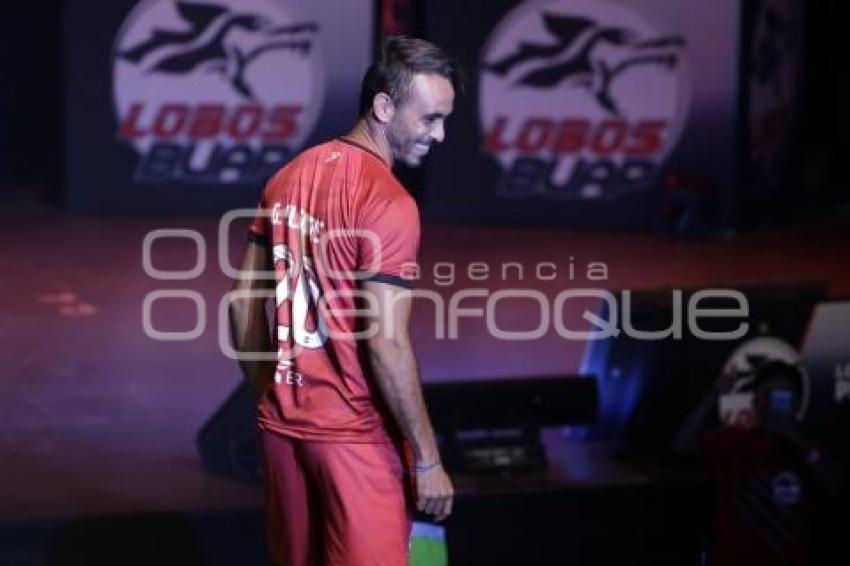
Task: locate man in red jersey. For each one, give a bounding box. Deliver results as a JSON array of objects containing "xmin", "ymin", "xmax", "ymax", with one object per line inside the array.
[{"xmin": 229, "ymin": 36, "xmax": 462, "ymax": 565}]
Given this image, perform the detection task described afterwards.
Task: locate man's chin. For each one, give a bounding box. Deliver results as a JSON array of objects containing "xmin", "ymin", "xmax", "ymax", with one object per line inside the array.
[{"xmin": 401, "ymin": 154, "xmax": 424, "ymax": 167}]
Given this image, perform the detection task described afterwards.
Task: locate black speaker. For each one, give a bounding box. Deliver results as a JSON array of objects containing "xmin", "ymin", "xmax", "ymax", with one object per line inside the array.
[
  {"xmin": 197, "ymin": 382, "xmax": 261, "ymax": 484},
  {"xmin": 424, "ymin": 375, "xmax": 599, "ymax": 473}
]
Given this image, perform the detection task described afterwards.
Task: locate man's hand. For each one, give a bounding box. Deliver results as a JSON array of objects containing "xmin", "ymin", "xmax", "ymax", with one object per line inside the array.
[{"xmin": 414, "ymin": 463, "xmax": 454, "ymax": 522}]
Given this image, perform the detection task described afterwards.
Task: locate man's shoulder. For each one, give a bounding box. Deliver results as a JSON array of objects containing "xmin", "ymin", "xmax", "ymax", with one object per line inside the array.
[
  {"xmin": 262, "ymin": 140, "xmax": 337, "ymax": 189},
  {"xmin": 287, "ymin": 139, "xmax": 338, "ymax": 170},
  {"xmin": 265, "ymin": 139, "xmax": 410, "ymax": 202},
  {"xmin": 272, "ymin": 139, "xmax": 385, "ymax": 176}
]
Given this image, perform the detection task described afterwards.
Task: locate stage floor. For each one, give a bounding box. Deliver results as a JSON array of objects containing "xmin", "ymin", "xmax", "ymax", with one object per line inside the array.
[{"xmin": 1, "ymin": 202, "xmax": 848, "ymax": 523}]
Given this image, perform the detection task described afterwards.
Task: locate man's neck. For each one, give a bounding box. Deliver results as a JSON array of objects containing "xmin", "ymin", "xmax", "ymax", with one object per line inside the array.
[{"xmin": 345, "ymin": 118, "xmax": 393, "ymax": 168}]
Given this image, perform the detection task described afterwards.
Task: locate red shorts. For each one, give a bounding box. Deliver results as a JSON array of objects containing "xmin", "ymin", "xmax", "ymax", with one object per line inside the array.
[{"xmin": 260, "ymin": 430, "xmax": 413, "ymax": 566}]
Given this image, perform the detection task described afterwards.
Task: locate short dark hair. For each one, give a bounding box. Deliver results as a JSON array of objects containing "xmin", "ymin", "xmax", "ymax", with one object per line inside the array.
[{"xmin": 358, "ymin": 35, "xmax": 464, "ymax": 116}]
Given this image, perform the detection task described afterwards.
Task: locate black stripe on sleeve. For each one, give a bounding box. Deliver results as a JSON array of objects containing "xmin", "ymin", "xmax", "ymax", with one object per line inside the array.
[{"xmin": 365, "ymin": 272, "xmax": 416, "ymax": 289}]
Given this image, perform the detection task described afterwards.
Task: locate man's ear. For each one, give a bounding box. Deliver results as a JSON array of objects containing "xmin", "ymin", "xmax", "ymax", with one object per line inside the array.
[{"xmin": 372, "ymin": 92, "xmax": 394, "ymax": 124}]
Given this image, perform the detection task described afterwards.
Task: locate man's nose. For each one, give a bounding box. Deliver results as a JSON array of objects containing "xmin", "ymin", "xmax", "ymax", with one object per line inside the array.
[{"xmin": 430, "ymin": 121, "xmax": 445, "ymax": 144}]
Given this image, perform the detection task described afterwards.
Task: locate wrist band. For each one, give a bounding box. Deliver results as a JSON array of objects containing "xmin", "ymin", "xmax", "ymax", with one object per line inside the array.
[{"xmin": 413, "ymin": 461, "xmax": 441, "ymax": 474}]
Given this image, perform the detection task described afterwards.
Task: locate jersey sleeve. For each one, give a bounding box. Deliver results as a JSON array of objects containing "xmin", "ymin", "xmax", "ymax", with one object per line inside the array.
[
  {"xmin": 247, "ymin": 180, "xmax": 272, "ymax": 246},
  {"xmin": 357, "ymin": 190, "xmax": 420, "ymax": 289}
]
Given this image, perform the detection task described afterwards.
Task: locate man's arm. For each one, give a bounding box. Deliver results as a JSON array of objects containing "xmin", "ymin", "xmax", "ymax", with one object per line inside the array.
[
  {"xmin": 363, "ymin": 280, "xmax": 453, "ymax": 521},
  {"xmin": 229, "ymin": 241, "xmax": 276, "ymax": 397}
]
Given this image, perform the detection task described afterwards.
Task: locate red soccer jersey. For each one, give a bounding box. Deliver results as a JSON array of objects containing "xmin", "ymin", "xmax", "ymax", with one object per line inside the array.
[
  {"xmin": 704, "ymin": 428, "xmax": 812, "ymax": 566},
  {"xmin": 248, "ymin": 138, "xmax": 420, "ymax": 444}
]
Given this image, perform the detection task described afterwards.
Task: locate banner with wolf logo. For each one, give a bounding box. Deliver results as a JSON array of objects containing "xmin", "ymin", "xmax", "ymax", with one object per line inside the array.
[
  {"xmin": 65, "ymin": 0, "xmax": 373, "ymax": 211},
  {"xmin": 423, "ymin": 0, "xmax": 741, "ymax": 230}
]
